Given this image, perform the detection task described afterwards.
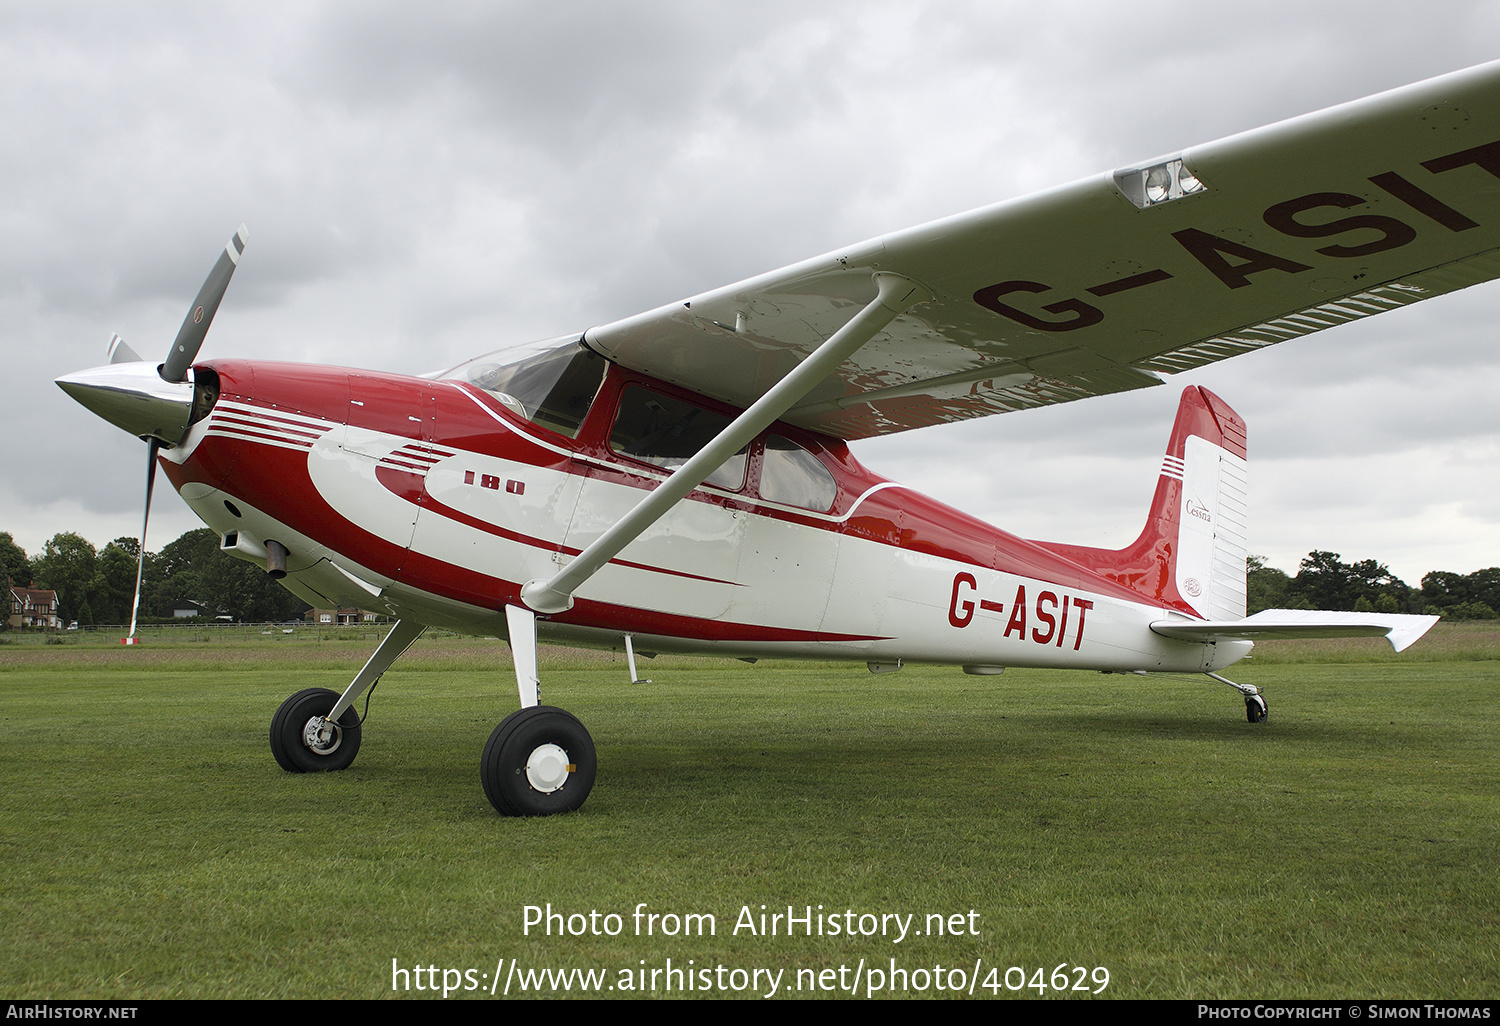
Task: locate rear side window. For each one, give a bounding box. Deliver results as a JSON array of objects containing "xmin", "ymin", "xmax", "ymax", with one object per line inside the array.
[
  {"xmin": 760, "ymin": 434, "xmax": 836, "ymax": 511},
  {"xmin": 609, "ymin": 386, "xmax": 746, "ymax": 491}
]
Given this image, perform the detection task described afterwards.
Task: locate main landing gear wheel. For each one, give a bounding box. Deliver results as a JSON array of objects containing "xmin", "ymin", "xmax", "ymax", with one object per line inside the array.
[
  {"xmin": 270, "ymin": 688, "xmax": 362, "ymax": 773},
  {"xmin": 1245, "ymin": 694, "xmax": 1269, "ymax": 724},
  {"xmin": 480, "ymin": 706, "xmax": 596, "ymax": 817}
]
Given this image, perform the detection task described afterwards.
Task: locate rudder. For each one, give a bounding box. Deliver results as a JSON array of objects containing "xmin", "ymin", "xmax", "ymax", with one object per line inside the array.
[
  {"xmin": 1038, "ymin": 386, "xmax": 1247, "ymax": 619},
  {"xmin": 1163, "ymin": 386, "xmax": 1247, "ymax": 619}
]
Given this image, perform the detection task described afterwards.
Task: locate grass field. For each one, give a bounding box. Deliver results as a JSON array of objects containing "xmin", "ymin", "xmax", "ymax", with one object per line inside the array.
[{"xmin": 2, "ymin": 625, "xmax": 1497, "ymax": 1000}]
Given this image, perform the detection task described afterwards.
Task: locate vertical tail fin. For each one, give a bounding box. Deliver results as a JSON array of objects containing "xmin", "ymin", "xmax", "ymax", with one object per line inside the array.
[
  {"xmin": 1039, "ymin": 386, "xmax": 1248, "ymax": 618},
  {"xmin": 1159, "ymin": 386, "xmax": 1248, "ymax": 619}
]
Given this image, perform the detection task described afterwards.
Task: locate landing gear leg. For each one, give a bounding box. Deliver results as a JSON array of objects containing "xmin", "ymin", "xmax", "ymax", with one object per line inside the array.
[
  {"xmin": 269, "ymin": 617, "xmax": 425, "ymax": 773},
  {"xmin": 505, "ymin": 604, "xmax": 541, "ymax": 709},
  {"xmin": 328, "ymin": 618, "xmax": 425, "ymax": 722},
  {"xmin": 624, "ymin": 633, "xmax": 652, "ymax": 684},
  {"xmin": 482, "ymin": 605, "xmax": 596, "ymax": 816},
  {"xmin": 1205, "ymin": 671, "xmax": 1267, "ymax": 724}
]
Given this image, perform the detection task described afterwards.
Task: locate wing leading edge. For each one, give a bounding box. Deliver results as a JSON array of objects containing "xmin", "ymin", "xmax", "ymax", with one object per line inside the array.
[{"xmin": 586, "ymin": 61, "xmax": 1500, "ymax": 440}]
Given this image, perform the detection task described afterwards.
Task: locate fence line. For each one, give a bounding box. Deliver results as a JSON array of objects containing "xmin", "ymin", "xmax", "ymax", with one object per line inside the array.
[{"xmin": 13, "ymin": 620, "xmax": 473, "ymax": 641}]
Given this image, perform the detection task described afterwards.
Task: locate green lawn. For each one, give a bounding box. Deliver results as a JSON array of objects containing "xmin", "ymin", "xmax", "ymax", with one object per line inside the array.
[{"xmin": 1, "ymin": 626, "xmax": 1496, "ymax": 999}]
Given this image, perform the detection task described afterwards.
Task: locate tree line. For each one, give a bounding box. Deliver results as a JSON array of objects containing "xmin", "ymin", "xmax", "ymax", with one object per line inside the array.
[
  {"xmin": 2, "ymin": 529, "xmax": 309, "ymax": 626},
  {"xmin": 3, "ymin": 528, "xmax": 1497, "ymax": 627},
  {"xmin": 1248, "ymin": 550, "xmax": 1496, "ymax": 618}
]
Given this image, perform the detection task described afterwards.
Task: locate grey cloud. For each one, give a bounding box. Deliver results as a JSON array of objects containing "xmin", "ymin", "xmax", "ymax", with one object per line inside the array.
[{"xmin": 8, "ymin": 0, "xmax": 1500, "ymax": 584}]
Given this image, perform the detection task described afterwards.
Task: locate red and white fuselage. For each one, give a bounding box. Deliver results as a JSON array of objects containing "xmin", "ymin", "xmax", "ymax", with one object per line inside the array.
[{"xmin": 161, "ymin": 357, "xmax": 1250, "ymax": 675}]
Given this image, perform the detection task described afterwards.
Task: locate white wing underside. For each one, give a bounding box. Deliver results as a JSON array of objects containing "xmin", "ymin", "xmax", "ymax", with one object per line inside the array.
[
  {"xmin": 1150, "ymin": 609, "xmax": 1441, "ymax": 653},
  {"xmin": 586, "ymin": 61, "xmax": 1500, "ymax": 440}
]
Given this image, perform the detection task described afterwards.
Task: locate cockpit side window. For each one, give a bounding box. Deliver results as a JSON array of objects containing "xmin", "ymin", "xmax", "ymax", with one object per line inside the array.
[
  {"xmin": 442, "ymin": 338, "xmax": 606, "ymax": 438},
  {"xmin": 608, "ymin": 386, "xmax": 746, "ymax": 491},
  {"xmin": 759, "ymin": 434, "xmax": 837, "ymax": 511}
]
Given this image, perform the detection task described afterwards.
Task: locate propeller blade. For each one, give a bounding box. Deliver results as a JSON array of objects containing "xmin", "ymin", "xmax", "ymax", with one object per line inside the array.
[
  {"xmin": 124, "ymin": 439, "xmax": 160, "ymax": 644},
  {"xmin": 160, "ymin": 224, "xmax": 248, "ymax": 383},
  {"xmin": 107, "ymin": 334, "xmax": 144, "ymax": 364}
]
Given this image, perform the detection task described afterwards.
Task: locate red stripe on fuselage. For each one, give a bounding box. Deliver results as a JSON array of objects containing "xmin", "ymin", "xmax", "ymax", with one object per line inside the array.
[
  {"xmin": 172, "ymin": 432, "xmax": 853, "ymax": 641},
  {"xmin": 212, "ymin": 411, "xmax": 326, "ymax": 438},
  {"xmin": 164, "ymin": 430, "xmax": 415, "ymax": 584}
]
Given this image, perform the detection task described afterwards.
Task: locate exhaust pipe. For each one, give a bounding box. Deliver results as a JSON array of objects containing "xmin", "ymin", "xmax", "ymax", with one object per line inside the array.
[
  {"xmin": 221, "ymin": 532, "xmax": 290, "ymax": 579},
  {"xmin": 265, "ymin": 540, "xmax": 289, "ymax": 580}
]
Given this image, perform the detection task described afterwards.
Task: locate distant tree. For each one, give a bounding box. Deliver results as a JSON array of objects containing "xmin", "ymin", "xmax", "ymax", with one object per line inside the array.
[
  {"xmin": 152, "ymin": 530, "xmax": 217, "ymax": 587},
  {"xmin": 150, "ymin": 527, "xmax": 307, "ymax": 621},
  {"xmin": 91, "ymin": 539, "xmax": 143, "ymax": 625},
  {"xmin": 1287, "ymin": 550, "xmax": 1410, "ymax": 612},
  {"xmin": 1290, "ymin": 550, "xmax": 1355, "ymax": 609},
  {"xmin": 1246, "ymin": 554, "xmax": 1291, "ymax": 614},
  {"xmin": 0, "ymin": 531, "xmax": 32, "ymax": 589},
  {"xmin": 32, "ymin": 532, "xmax": 98, "ymax": 624},
  {"xmin": 1421, "ymin": 568, "xmax": 1500, "ymax": 619},
  {"xmin": 1421, "ymin": 571, "xmax": 1466, "ymax": 614},
  {"xmin": 1471, "ymin": 568, "xmax": 1500, "ymax": 612},
  {"xmin": 1469, "ymin": 568, "xmax": 1500, "ymax": 612},
  {"xmin": 207, "ymin": 549, "xmax": 310, "ymax": 622},
  {"xmin": 1449, "ymin": 601, "xmax": 1498, "ymax": 621},
  {"xmin": 1347, "ymin": 557, "xmax": 1411, "ymax": 611}
]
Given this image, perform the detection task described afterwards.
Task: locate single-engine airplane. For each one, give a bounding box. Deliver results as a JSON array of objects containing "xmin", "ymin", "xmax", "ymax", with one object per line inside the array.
[{"xmin": 58, "ymin": 62, "xmax": 1500, "ymax": 815}]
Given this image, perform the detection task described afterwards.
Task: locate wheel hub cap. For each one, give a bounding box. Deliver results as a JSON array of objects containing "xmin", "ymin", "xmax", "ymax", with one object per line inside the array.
[
  {"xmin": 525, "ymin": 744, "xmax": 571, "ymax": 792},
  {"xmin": 303, "ymin": 715, "xmax": 341, "ymax": 755}
]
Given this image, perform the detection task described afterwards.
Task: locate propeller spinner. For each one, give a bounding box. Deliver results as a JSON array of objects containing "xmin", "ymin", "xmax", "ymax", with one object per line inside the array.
[{"xmin": 55, "ymin": 225, "xmax": 248, "ymax": 642}]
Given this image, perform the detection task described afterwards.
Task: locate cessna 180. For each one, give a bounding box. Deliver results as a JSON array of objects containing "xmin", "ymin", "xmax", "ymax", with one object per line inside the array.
[{"xmin": 58, "ymin": 62, "xmax": 1500, "ymax": 815}]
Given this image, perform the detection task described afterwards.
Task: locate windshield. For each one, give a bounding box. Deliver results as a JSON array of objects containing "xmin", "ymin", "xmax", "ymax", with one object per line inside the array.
[{"xmin": 442, "ymin": 335, "xmax": 606, "ymax": 438}]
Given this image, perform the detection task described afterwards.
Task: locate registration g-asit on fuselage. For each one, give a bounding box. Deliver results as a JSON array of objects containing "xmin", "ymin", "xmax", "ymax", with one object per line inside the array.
[{"xmin": 57, "ymin": 62, "xmax": 1500, "ymax": 815}]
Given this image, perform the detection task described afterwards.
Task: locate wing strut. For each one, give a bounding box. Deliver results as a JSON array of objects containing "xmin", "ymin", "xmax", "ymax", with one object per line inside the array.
[{"xmin": 519, "ymin": 272, "xmax": 930, "ymax": 614}]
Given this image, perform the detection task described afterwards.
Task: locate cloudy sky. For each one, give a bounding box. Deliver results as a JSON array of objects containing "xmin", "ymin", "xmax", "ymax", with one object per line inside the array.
[{"xmin": 6, "ymin": 0, "xmax": 1499, "ymax": 585}]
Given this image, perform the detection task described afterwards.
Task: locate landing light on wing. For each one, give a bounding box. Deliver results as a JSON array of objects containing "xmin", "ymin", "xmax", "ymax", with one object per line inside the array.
[{"xmin": 1114, "ymin": 156, "xmax": 1207, "ymax": 208}]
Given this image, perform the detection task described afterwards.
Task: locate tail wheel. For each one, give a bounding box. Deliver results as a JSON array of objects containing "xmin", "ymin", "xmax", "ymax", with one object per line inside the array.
[
  {"xmin": 1245, "ymin": 694, "xmax": 1268, "ymax": 724},
  {"xmin": 270, "ymin": 688, "xmax": 362, "ymax": 772},
  {"xmin": 480, "ymin": 706, "xmax": 596, "ymax": 816}
]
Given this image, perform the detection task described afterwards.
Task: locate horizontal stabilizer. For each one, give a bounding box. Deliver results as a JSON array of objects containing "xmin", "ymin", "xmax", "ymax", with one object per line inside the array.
[{"xmin": 1151, "ymin": 609, "xmax": 1440, "ymax": 653}]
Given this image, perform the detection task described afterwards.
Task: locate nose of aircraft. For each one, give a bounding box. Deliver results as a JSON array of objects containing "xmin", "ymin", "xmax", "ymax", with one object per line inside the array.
[
  {"xmin": 54, "ymin": 224, "xmax": 246, "ymax": 645},
  {"xmin": 56, "ymin": 361, "xmax": 196, "ymax": 446}
]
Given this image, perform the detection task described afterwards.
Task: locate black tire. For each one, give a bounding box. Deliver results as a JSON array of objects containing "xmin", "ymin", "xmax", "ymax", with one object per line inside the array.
[
  {"xmin": 270, "ymin": 687, "xmax": 362, "ymax": 773},
  {"xmin": 1245, "ymin": 694, "xmax": 1268, "ymax": 724},
  {"xmin": 480, "ymin": 706, "xmax": 596, "ymax": 816}
]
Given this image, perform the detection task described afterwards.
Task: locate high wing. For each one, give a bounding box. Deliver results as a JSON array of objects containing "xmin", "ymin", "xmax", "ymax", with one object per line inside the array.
[{"xmin": 586, "ymin": 61, "xmax": 1500, "ymax": 440}]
